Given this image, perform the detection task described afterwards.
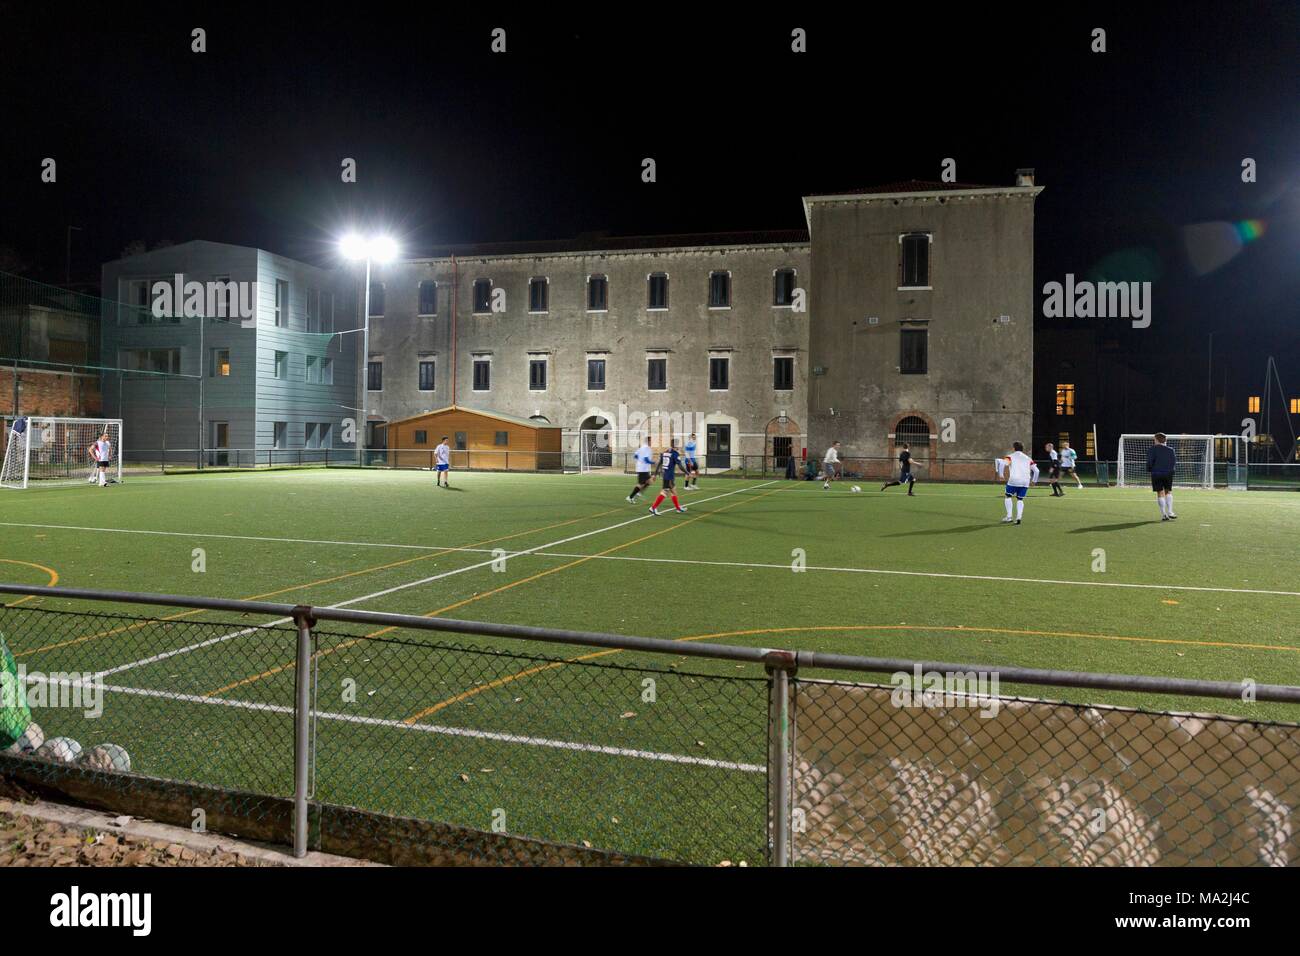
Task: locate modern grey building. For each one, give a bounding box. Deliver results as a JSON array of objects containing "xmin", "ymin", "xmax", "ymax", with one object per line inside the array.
[
  {"xmin": 101, "ymin": 240, "xmax": 359, "ymax": 462},
  {"xmin": 103, "ymin": 174, "xmax": 1040, "ymax": 471}
]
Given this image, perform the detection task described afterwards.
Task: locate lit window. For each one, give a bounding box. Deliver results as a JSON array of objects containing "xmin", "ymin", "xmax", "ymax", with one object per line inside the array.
[
  {"xmin": 1055, "ymin": 384, "xmax": 1076, "ymax": 416},
  {"xmin": 1290, "ymin": 398, "xmax": 1300, "ymax": 415},
  {"xmin": 1248, "ymin": 395, "xmax": 1261, "ymax": 413}
]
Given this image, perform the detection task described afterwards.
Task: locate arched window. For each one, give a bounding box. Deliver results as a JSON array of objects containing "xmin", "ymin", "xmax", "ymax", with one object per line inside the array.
[{"xmin": 895, "ymin": 415, "xmax": 930, "ymax": 447}]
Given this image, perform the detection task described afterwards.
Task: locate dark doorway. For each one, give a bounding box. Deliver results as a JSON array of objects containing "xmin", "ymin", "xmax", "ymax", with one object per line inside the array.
[{"xmin": 706, "ymin": 424, "xmax": 731, "ymax": 469}]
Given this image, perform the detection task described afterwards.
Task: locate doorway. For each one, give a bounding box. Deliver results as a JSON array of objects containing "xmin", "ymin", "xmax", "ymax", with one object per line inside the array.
[
  {"xmin": 209, "ymin": 421, "xmax": 229, "ymax": 467},
  {"xmin": 706, "ymin": 424, "xmax": 731, "ymax": 470}
]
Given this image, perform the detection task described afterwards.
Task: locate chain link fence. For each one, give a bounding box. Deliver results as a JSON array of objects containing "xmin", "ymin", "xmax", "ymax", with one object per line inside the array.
[{"xmin": 2, "ymin": 585, "xmax": 1298, "ymax": 865}]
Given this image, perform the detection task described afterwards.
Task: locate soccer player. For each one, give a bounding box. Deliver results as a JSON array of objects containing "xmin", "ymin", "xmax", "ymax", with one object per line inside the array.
[
  {"xmin": 433, "ymin": 436, "xmax": 451, "ymax": 487},
  {"xmin": 881, "ymin": 443, "xmax": 917, "ymax": 496},
  {"xmin": 88, "ymin": 431, "xmax": 112, "ymax": 488},
  {"xmin": 995, "ymin": 441, "xmax": 1038, "ymax": 524},
  {"xmin": 627, "ymin": 436, "xmax": 655, "ymax": 503},
  {"xmin": 682, "ymin": 432, "xmax": 700, "ymax": 490},
  {"xmin": 1059, "ymin": 440, "xmax": 1083, "ymax": 489},
  {"xmin": 648, "ymin": 439, "xmax": 688, "ymax": 515},
  {"xmin": 1147, "ymin": 432, "xmax": 1178, "ymax": 521},
  {"xmin": 1044, "ymin": 441, "xmax": 1064, "ymax": 497},
  {"xmin": 822, "ymin": 441, "xmax": 841, "ymax": 490}
]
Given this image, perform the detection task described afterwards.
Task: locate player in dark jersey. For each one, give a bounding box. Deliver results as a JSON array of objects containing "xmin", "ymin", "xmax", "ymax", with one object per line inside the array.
[
  {"xmin": 880, "ymin": 443, "xmax": 917, "ymax": 496},
  {"xmin": 648, "ymin": 440, "xmax": 688, "ymax": 515},
  {"xmin": 1146, "ymin": 432, "xmax": 1178, "ymax": 520},
  {"xmin": 1044, "ymin": 442, "xmax": 1064, "ymax": 497}
]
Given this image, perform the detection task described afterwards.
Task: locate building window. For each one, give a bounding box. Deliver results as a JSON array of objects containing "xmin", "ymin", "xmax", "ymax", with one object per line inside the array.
[
  {"xmin": 587, "ymin": 357, "xmax": 606, "ymax": 391},
  {"xmin": 529, "ymin": 358, "xmax": 547, "ymax": 390},
  {"xmin": 320, "ymin": 291, "xmax": 334, "ymax": 332},
  {"xmin": 367, "ymin": 360, "xmax": 382, "ymax": 391},
  {"xmin": 275, "ymin": 350, "xmax": 289, "ymax": 380},
  {"xmin": 1086, "ymin": 430, "xmax": 1096, "ymax": 457},
  {"xmin": 418, "ymin": 360, "xmax": 435, "ymax": 391},
  {"xmin": 587, "ymin": 275, "xmax": 608, "ymax": 311},
  {"xmin": 1058, "ymin": 431, "xmax": 1072, "ymax": 450},
  {"xmin": 473, "ymin": 358, "xmax": 491, "ymax": 391},
  {"xmin": 774, "ymin": 269, "xmax": 797, "ymax": 307},
  {"xmin": 321, "ymin": 357, "xmax": 333, "ymax": 385},
  {"xmin": 1291, "ymin": 398, "xmax": 1300, "ymax": 415},
  {"xmin": 210, "ymin": 275, "xmax": 236, "ymax": 322},
  {"xmin": 275, "ymin": 280, "xmax": 289, "ymax": 327},
  {"xmin": 528, "ymin": 277, "xmax": 549, "ymax": 313},
  {"xmin": 1215, "ymin": 396, "xmax": 1226, "ymax": 413},
  {"xmin": 473, "ymin": 279, "xmax": 492, "ymax": 313},
  {"xmin": 900, "ymin": 328, "xmax": 928, "ymax": 374},
  {"xmin": 211, "ymin": 348, "xmax": 231, "ymax": 377},
  {"xmin": 495, "ymin": 431, "xmax": 509, "ymax": 446},
  {"xmin": 899, "ymin": 233, "xmax": 931, "ymax": 288},
  {"xmin": 306, "ymin": 422, "xmax": 319, "ymax": 449},
  {"xmin": 368, "ymin": 281, "xmax": 384, "ymax": 317},
  {"xmin": 306, "ymin": 355, "xmax": 319, "ymax": 383},
  {"xmin": 318, "ymin": 422, "xmax": 333, "ymax": 448},
  {"xmin": 123, "ymin": 348, "xmax": 181, "ymax": 373},
  {"xmin": 647, "ymin": 357, "xmax": 667, "ymax": 391},
  {"xmin": 1056, "ymin": 383, "xmax": 1076, "ymax": 416},
  {"xmin": 647, "ymin": 273, "xmax": 669, "ymax": 310},
  {"xmin": 709, "ymin": 272, "xmax": 731, "ymax": 309},
  {"xmin": 273, "ymin": 421, "xmax": 288, "ymax": 449},
  {"xmin": 306, "ymin": 288, "xmax": 319, "ymax": 332},
  {"xmin": 414, "ymin": 430, "xmax": 428, "ymax": 445},
  {"xmin": 709, "ymin": 356, "xmax": 730, "ymax": 390},
  {"xmin": 1248, "ymin": 395, "xmax": 1261, "ymax": 413},
  {"xmin": 418, "ymin": 280, "xmax": 437, "ymax": 316},
  {"xmin": 895, "ymin": 415, "xmax": 929, "ymax": 447},
  {"xmin": 773, "ymin": 356, "xmax": 794, "ymax": 390}
]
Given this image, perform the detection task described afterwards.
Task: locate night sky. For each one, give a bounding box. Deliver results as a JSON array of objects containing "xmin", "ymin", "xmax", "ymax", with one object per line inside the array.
[{"xmin": 2, "ymin": 1, "xmax": 1296, "ymax": 433}]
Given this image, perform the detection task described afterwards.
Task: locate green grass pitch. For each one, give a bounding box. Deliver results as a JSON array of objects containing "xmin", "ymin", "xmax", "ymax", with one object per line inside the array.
[{"xmin": 1, "ymin": 468, "xmax": 1297, "ymax": 862}]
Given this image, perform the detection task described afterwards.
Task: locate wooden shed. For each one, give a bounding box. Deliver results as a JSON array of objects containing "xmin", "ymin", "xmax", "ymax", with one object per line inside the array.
[{"xmin": 384, "ymin": 405, "xmax": 564, "ymax": 471}]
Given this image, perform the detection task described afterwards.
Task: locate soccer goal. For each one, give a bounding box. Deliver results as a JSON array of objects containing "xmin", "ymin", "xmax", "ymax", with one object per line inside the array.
[
  {"xmin": 1, "ymin": 417, "xmax": 123, "ymax": 489},
  {"xmin": 1116, "ymin": 434, "xmax": 1240, "ymax": 489}
]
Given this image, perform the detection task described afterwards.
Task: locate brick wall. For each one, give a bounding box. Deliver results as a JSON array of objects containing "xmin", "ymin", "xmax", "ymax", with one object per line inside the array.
[{"xmin": 0, "ymin": 368, "xmax": 101, "ymax": 417}]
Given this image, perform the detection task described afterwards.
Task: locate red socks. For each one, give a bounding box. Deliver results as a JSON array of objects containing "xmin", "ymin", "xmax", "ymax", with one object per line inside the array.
[
  {"xmin": 652, "ymin": 494, "xmax": 666, "ymax": 509},
  {"xmin": 671, "ymin": 495, "xmax": 680, "ymax": 509}
]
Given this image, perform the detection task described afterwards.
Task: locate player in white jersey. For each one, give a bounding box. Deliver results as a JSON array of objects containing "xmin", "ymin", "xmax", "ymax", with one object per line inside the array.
[
  {"xmin": 682, "ymin": 433, "xmax": 700, "ymax": 490},
  {"xmin": 88, "ymin": 432, "xmax": 113, "ymax": 488},
  {"xmin": 995, "ymin": 441, "xmax": 1038, "ymax": 524},
  {"xmin": 627, "ymin": 437, "xmax": 655, "ymax": 503},
  {"xmin": 822, "ymin": 441, "xmax": 841, "ymax": 489},
  {"xmin": 1059, "ymin": 440, "xmax": 1082, "ymax": 488},
  {"xmin": 433, "ymin": 436, "xmax": 451, "ymax": 487}
]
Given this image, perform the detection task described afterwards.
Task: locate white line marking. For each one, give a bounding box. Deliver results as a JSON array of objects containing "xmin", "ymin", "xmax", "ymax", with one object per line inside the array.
[
  {"xmin": 94, "ymin": 480, "xmax": 779, "ymax": 677},
  {"xmin": 21, "ymin": 674, "xmax": 763, "ymax": 773}
]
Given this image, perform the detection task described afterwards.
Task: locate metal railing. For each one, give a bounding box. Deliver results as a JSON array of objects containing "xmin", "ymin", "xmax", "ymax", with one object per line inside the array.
[{"xmin": 2, "ymin": 583, "xmax": 1298, "ymax": 866}]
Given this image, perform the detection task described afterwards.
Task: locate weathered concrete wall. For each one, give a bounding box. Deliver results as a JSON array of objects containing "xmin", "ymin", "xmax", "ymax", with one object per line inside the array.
[{"xmin": 805, "ymin": 189, "xmax": 1039, "ymax": 463}]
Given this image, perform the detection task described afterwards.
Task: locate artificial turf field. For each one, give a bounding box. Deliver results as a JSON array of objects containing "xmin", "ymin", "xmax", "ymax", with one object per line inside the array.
[{"xmin": 1, "ymin": 467, "xmax": 1297, "ymax": 862}]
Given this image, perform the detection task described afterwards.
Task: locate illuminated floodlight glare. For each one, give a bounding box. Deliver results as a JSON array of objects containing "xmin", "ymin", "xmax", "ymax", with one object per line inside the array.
[
  {"xmin": 339, "ymin": 233, "xmax": 368, "ymax": 260},
  {"xmin": 368, "ymin": 236, "xmax": 399, "ymax": 263}
]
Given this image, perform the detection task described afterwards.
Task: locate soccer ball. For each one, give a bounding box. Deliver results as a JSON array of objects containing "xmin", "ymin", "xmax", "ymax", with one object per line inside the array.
[
  {"xmin": 851, "ymin": 485, "xmax": 862, "ymax": 493},
  {"xmin": 78, "ymin": 743, "xmax": 132, "ymax": 772},
  {"xmin": 35, "ymin": 736, "xmax": 82, "ymax": 763},
  {"xmin": 5, "ymin": 720, "xmax": 44, "ymax": 754}
]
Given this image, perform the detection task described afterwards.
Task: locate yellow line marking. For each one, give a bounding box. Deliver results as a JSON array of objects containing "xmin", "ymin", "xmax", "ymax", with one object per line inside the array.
[
  {"xmin": 408, "ymin": 623, "xmax": 1300, "ymax": 718},
  {"xmin": 211, "ymin": 485, "xmax": 787, "ymax": 703},
  {"xmin": 0, "ymin": 559, "xmax": 60, "ymax": 607},
  {"xmin": 17, "ymin": 506, "xmax": 625, "ymax": 659}
]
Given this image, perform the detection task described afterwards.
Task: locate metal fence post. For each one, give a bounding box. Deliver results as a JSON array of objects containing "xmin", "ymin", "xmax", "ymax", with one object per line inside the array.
[
  {"xmin": 764, "ymin": 650, "xmax": 796, "ymax": 867},
  {"xmin": 292, "ymin": 605, "xmax": 315, "ymax": 858}
]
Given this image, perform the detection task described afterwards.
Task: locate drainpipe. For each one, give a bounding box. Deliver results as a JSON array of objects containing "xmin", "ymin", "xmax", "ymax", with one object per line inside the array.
[{"xmin": 451, "ymin": 255, "xmax": 458, "ymax": 407}]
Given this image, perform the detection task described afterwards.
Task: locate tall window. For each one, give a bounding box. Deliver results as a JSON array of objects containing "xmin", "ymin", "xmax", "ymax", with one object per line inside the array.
[
  {"xmin": 368, "ymin": 282, "xmax": 385, "ymax": 316},
  {"xmin": 473, "ymin": 279, "xmax": 492, "ymax": 313},
  {"xmin": 528, "ymin": 277, "xmax": 549, "ymax": 313},
  {"xmin": 418, "ymin": 280, "xmax": 437, "ymax": 316},
  {"xmin": 320, "ymin": 291, "xmax": 334, "ymax": 332},
  {"xmin": 211, "ymin": 348, "xmax": 231, "ymax": 377},
  {"xmin": 900, "ymin": 233, "xmax": 931, "ymax": 288},
  {"xmin": 647, "ymin": 357, "xmax": 667, "ymax": 390},
  {"xmin": 273, "ymin": 421, "xmax": 288, "ymax": 449},
  {"xmin": 211, "ymin": 275, "xmax": 236, "ymax": 322},
  {"xmin": 709, "ymin": 272, "xmax": 731, "ymax": 308},
  {"xmin": 773, "ymin": 356, "xmax": 794, "ymax": 390},
  {"xmin": 473, "ymin": 358, "xmax": 491, "ymax": 391},
  {"xmin": 1056, "ymin": 383, "xmax": 1076, "ymax": 416},
  {"xmin": 306, "ymin": 423, "xmax": 320, "ymax": 449},
  {"xmin": 305, "ymin": 355, "xmax": 318, "ymax": 383},
  {"xmin": 367, "ymin": 360, "xmax": 382, "ymax": 391},
  {"xmin": 418, "ymin": 360, "xmax": 435, "ymax": 391},
  {"xmin": 1248, "ymin": 395, "xmax": 1261, "ymax": 413},
  {"xmin": 587, "ymin": 275, "xmax": 608, "ymax": 311},
  {"xmin": 647, "ymin": 273, "xmax": 669, "ymax": 310},
  {"xmin": 709, "ymin": 356, "xmax": 730, "ymax": 390},
  {"xmin": 900, "ymin": 328, "xmax": 928, "ymax": 374},
  {"xmin": 1291, "ymin": 398, "xmax": 1300, "ymax": 415},
  {"xmin": 529, "ymin": 358, "xmax": 547, "ymax": 390},
  {"xmin": 587, "ymin": 357, "xmax": 606, "ymax": 391},
  {"xmin": 306, "ymin": 288, "xmax": 319, "ymax": 331},
  {"xmin": 1085, "ymin": 430, "xmax": 1096, "ymax": 457},
  {"xmin": 321, "ymin": 357, "xmax": 333, "ymax": 385},
  {"xmin": 275, "ymin": 350, "xmax": 289, "ymax": 380},
  {"xmin": 274, "ymin": 280, "xmax": 289, "ymax": 327},
  {"xmin": 318, "ymin": 422, "xmax": 333, "ymax": 448},
  {"xmin": 774, "ymin": 269, "xmax": 797, "ymax": 306}
]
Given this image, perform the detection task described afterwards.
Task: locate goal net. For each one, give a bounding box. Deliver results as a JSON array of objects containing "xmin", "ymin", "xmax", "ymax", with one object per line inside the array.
[
  {"xmin": 1116, "ymin": 433, "xmax": 1222, "ymax": 489},
  {"xmin": 1, "ymin": 417, "xmax": 123, "ymax": 489}
]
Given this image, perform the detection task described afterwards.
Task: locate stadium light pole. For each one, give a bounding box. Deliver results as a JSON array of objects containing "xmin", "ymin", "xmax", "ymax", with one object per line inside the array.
[{"xmin": 340, "ymin": 234, "xmax": 398, "ymax": 463}]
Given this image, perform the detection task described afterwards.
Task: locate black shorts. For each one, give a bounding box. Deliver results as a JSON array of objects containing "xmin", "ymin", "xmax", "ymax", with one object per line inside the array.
[
  {"xmin": 900, "ymin": 469, "xmax": 913, "ymax": 482},
  {"xmin": 1151, "ymin": 473, "xmax": 1173, "ymax": 493},
  {"xmin": 96, "ymin": 461, "xmax": 110, "ymax": 469},
  {"xmin": 1060, "ymin": 466, "xmax": 1075, "ymax": 476},
  {"xmin": 662, "ymin": 475, "xmax": 676, "ymax": 489},
  {"xmin": 637, "ymin": 471, "xmax": 650, "ymax": 484}
]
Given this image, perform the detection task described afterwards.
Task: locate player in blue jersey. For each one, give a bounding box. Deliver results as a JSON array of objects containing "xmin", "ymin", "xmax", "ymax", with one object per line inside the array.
[
  {"xmin": 649, "ymin": 440, "xmax": 688, "ymax": 515},
  {"xmin": 627, "ymin": 436, "xmax": 655, "ymax": 503},
  {"xmin": 682, "ymin": 432, "xmax": 700, "ymax": 490},
  {"xmin": 1059, "ymin": 440, "xmax": 1082, "ymax": 489}
]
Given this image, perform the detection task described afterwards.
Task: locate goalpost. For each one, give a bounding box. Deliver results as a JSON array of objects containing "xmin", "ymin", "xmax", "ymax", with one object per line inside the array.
[
  {"xmin": 1, "ymin": 417, "xmax": 123, "ymax": 489},
  {"xmin": 1116, "ymin": 434, "xmax": 1243, "ymax": 489}
]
